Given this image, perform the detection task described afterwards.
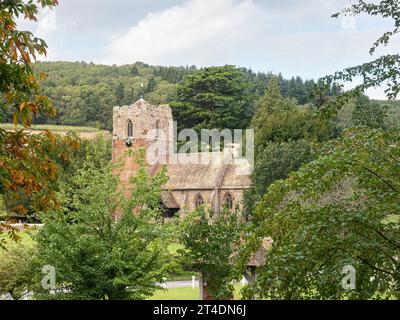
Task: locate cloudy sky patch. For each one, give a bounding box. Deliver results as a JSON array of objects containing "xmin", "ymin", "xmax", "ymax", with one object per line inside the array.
[
  {"xmin": 103, "ymin": 0, "xmax": 265, "ymax": 66},
  {"xmin": 21, "ymin": 0, "xmax": 399, "ymax": 99}
]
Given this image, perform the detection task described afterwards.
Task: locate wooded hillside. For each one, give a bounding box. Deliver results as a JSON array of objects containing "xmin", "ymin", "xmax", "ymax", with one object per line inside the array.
[{"xmin": 0, "ymin": 61, "xmax": 343, "ymax": 130}]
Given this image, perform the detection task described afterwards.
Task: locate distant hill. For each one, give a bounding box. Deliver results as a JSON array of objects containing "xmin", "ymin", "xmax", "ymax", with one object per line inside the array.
[
  {"xmin": 1, "ymin": 61, "xmax": 398, "ymax": 131},
  {"xmin": 372, "ymin": 99, "xmax": 400, "ymax": 128},
  {"xmin": 1, "ymin": 61, "xmax": 326, "ymax": 131}
]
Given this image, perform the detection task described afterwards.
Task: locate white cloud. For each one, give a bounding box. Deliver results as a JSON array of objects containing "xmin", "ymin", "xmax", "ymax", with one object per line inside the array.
[
  {"xmin": 16, "ymin": 6, "xmax": 58, "ymax": 60},
  {"xmin": 101, "ymin": 0, "xmax": 399, "ymax": 82},
  {"xmin": 35, "ymin": 7, "xmax": 58, "ymax": 60},
  {"xmin": 365, "ymin": 86, "xmax": 390, "ymax": 100},
  {"xmin": 13, "ymin": 0, "xmax": 396, "ymax": 100},
  {"xmin": 36, "ymin": 7, "xmax": 57, "ymax": 39},
  {"xmin": 102, "ymin": 0, "xmax": 267, "ymax": 66}
]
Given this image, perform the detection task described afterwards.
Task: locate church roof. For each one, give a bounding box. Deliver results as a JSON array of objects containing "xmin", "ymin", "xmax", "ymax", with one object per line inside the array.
[
  {"xmin": 163, "ymin": 152, "xmax": 251, "ymax": 190},
  {"xmin": 130, "ymin": 98, "xmax": 152, "ymax": 108},
  {"xmin": 119, "ymin": 98, "xmax": 170, "ymax": 113}
]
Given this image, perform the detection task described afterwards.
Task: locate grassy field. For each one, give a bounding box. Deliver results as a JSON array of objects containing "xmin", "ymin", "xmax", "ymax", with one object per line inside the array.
[
  {"xmin": 2, "ymin": 233, "xmax": 184, "ymax": 256},
  {"xmin": 0, "ymin": 123, "xmax": 102, "ymax": 133},
  {"xmin": 1, "ymin": 231, "xmax": 246, "ymax": 300},
  {"xmin": 167, "ymin": 242, "xmax": 184, "ymax": 255},
  {"xmin": 2, "ymin": 232, "xmax": 183, "ymax": 253},
  {"xmin": 148, "ymin": 284, "xmax": 244, "ymax": 300},
  {"xmin": 148, "ymin": 286, "xmax": 200, "ymax": 300},
  {"xmin": 0, "ymin": 228, "xmax": 36, "ymax": 258},
  {"xmin": 2, "ymin": 231, "xmax": 181, "ymax": 254}
]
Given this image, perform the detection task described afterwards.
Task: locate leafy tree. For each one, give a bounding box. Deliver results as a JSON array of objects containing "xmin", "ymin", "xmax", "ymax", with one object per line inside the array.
[
  {"xmin": 245, "ymin": 78, "xmax": 333, "ymax": 217},
  {"xmin": 0, "ymin": 0, "xmax": 57, "ymax": 126},
  {"xmin": 379, "ymin": 99, "xmax": 400, "ymax": 129},
  {"xmin": 352, "ymin": 95, "xmax": 387, "ymax": 129},
  {"xmin": 154, "ymin": 65, "xmax": 196, "ymax": 83},
  {"xmin": 4, "ymin": 60, "xmax": 352, "ymax": 131},
  {"xmin": 55, "ymin": 134, "xmax": 111, "ymax": 213},
  {"xmin": 35, "ymin": 148, "xmax": 170, "ymax": 299},
  {"xmin": 325, "ymin": 0, "xmax": 399, "ymax": 101},
  {"xmin": 286, "ymin": 76, "xmax": 309, "ymax": 104},
  {"xmin": 144, "ymin": 81, "xmax": 176, "ymax": 105},
  {"xmin": 114, "ymin": 82, "xmax": 125, "ymax": 106},
  {"xmin": 252, "ymin": 77, "xmax": 304, "ymax": 146},
  {"xmin": 171, "ymin": 65, "xmax": 254, "ymax": 132},
  {"xmin": 130, "ymin": 65, "xmax": 139, "ymax": 76},
  {"xmin": 244, "ymin": 2, "xmax": 400, "ymax": 300},
  {"xmin": 179, "ymin": 208, "xmax": 242, "ymax": 300},
  {"xmin": 334, "ymin": 96, "xmax": 397, "ymax": 133},
  {"xmin": 0, "ymin": 0, "xmax": 81, "ymax": 246},
  {"xmin": 146, "ymin": 76, "xmax": 156, "ymax": 93},
  {"xmin": 244, "ymin": 140, "xmax": 317, "ymax": 215},
  {"xmin": 1, "ymin": 132, "xmax": 79, "ymax": 221},
  {"xmin": 243, "ymin": 128, "xmax": 400, "ymax": 299},
  {"xmin": 0, "ymin": 241, "xmax": 36, "ymax": 299},
  {"xmin": 251, "ymin": 77, "xmax": 333, "ymax": 150}
]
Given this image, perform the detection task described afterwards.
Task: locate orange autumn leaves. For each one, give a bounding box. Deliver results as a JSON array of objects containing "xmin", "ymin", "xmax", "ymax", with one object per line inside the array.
[
  {"xmin": 1, "ymin": 130, "xmax": 79, "ymax": 215},
  {"xmin": 0, "ymin": 0, "xmax": 70, "ymax": 223}
]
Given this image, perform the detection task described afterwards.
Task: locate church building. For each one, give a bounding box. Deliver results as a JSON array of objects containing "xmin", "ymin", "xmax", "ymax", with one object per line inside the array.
[{"xmin": 112, "ymin": 98, "xmax": 251, "ymax": 217}]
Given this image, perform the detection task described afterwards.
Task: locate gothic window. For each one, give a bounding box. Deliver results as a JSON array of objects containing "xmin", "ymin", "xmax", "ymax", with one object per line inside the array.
[
  {"xmin": 127, "ymin": 120, "xmax": 133, "ymax": 137},
  {"xmin": 155, "ymin": 120, "xmax": 161, "ymax": 139},
  {"xmin": 224, "ymin": 192, "xmax": 233, "ymax": 210},
  {"xmin": 194, "ymin": 194, "xmax": 204, "ymax": 208}
]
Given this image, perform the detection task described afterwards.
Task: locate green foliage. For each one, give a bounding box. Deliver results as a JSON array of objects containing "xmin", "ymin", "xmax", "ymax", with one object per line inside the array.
[
  {"xmin": 244, "ymin": 70, "xmax": 331, "ymax": 105},
  {"xmin": 244, "ymin": 140, "xmax": 317, "ymax": 215},
  {"xmin": 28, "ymin": 61, "xmax": 330, "ymax": 133},
  {"xmin": 20, "ymin": 61, "xmax": 190, "ymax": 130},
  {"xmin": 55, "ymin": 135, "xmax": 111, "ymax": 214},
  {"xmin": 245, "ymin": 78, "xmax": 330, "ymax": 216},
  {"xmin": 243, "ymin": 2, "xmax": 400, "ymax": 300},
  {"xmin": 327, "ymin": 1, "xmax": 400, "ymax": 99},
  {"xmin": 0, "ymin": 0, "xmax": 83, "ymax": 245},
  {"xmin": 251, "ymin": 77, "xmax": 334, "ymax": 150},
  {"xmin": 312, "ymin": 2, "xmax": 399, "ymax": 126},
  {"xmin": 34, "ymin": 148, "xmax": 170, "ymax": 300},
  {"xmin": 171, "ymin": 65, "xmax": 255, "ymax": 132},
  {"xmin": 1, "ymin": 61, "xmax": 337, "ymax": 131},
  {"xmin": 179, "ymin": 208, "xmax": 242, "ymax": 300},
  {"xmin": 1, "ymin": 131, "xmax": 79, "ymax": 223},
  {"xmin": 0, "ymin": 0, "xmax": 58, "ymax": 126},
  {"xmin": 0, "ymin": 241, "xmax": 36, "ymax": 299},
  {"xmin": 351, "ymin": 95, "xmax": 388, "ymax": 129},
  {"xmin": 377, "ymin": 99, "xmax": 400, "ymax": 129},
  {"xmin": 335, "ymin": 95, "xmax": 399, "ymax": 133},
  {"xmin": 245, "ymin": 128, "xmax": 400, "ymax": 299},
  {"xmin": 114, "ymin": 81, "xmax": 125, "ymax": 106}
]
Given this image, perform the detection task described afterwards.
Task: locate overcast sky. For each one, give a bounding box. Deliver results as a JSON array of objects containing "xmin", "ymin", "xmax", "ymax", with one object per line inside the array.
[{"xmin": 19, "ymin": 0, "xmax": 400, "ymax": 99}]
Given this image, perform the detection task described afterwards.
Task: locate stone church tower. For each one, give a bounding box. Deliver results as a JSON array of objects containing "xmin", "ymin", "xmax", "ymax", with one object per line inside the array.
[
  {"xmin": 112, "ymin": 98, "xmax": 173, "ymax": 185},
  {"xmin": 112, "ymin": 98, "xmax": 251, "ymax": 217}
]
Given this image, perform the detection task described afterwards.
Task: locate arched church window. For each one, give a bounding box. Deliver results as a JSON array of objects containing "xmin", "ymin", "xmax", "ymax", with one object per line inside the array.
[
  {"xmin": 127, "ymin": 120, "xmax": 133, "ymax": 137},
  {"xmin": 194, "ymin": 194, "xmax": 204, "ymax": 208},
  {"xmin": 224, "ymin": 192, "xmax": 233, "ymax": 210},
  {"xmin": 155, "ymin": 120, "xmax": 161, "ymax": 138}
]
